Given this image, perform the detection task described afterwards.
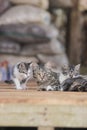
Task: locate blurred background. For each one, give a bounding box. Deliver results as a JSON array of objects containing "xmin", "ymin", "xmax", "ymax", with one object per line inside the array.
[
  {"xmin": 0, "ymin": 1, "xmax": 87, "ymax": 130},
  {"xmin": 0, "ymin": 0, "xmax": 87, "ymax": 81}
]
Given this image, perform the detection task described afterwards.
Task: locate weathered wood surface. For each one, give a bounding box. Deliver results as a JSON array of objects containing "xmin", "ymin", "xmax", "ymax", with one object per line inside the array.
[
  {"xmin": 38, "ymin": 127, "xmax": 54, "ymax": 130},
  {"xmin": 0, "ymin": 82, "xmax": 87, "ymax": 128}
]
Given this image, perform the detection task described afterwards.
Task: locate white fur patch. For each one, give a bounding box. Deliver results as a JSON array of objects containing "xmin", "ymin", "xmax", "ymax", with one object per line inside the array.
[
  {"xmin": 46, "ymin": 85, "xmax": 54, "ymax": 91},
  {"xmin": 59, "ymin": 73, "xmax": 69, "ymax": 83}
]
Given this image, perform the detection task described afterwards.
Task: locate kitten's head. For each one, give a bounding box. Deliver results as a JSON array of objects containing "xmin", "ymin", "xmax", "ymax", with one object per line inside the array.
[
  {"xmin": 34, "ymin": 67, "xmax": 47, "ymax": 82},
  {"xmin": 30, "ymin": 62, "xmax": 47, "ymax": 82},
  {"xmin": 17, "ymin": 61, "xmax": 32, "ymax": 77},
  {"xmin": 61, "ymin": 64, "xmax": 80, "ymax": 78}
]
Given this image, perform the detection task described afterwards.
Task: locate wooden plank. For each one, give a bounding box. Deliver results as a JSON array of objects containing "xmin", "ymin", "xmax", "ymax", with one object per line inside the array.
[
  {"xmin": 38, "ymin": 127, "xmax": 54, "ymax": 130},
  {"xmin": 0, "ymin": 81, "xmax": 37, "ymax": 90},
  {"xmin": 0, "ymin": 90, "xmax": 87, "ymax": 127}
]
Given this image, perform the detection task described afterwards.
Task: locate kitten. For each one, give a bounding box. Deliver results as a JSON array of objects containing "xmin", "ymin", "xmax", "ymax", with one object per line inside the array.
[
  {"xmin": 31, "ymin": 62, "xmax": 60, "ymax": 91},
  {"xmin": 59, "ymin": 63, "xmax": 87, "ymax": 91},
  {"xmin": 59, "ymin": 64, "xmax": 80, "ymax": 84},
  {"xmin": 12, "ymin": 61, "xmax": 33, "ymax": 90}
]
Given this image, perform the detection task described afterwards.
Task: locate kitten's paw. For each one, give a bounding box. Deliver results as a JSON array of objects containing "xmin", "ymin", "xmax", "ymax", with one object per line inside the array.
[
  {"xmin": 15, "ymin": 87, "xmax": 23, "ymax": 90},
  {"xmin": 60, "ymin": 87, "xmax": 63, "ymax": 91},
  {"xmin": 21, "ymin": 84, "xmax": 27, "ymax": 90},
  {"xmin": 46, "ymin": 86, "xmax": 54, "ymax": 91}
]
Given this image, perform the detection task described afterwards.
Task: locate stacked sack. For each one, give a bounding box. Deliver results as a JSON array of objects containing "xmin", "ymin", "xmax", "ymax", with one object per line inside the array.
[{"xmin": 0, "ymin": 0, "xmax": 69, "ymax": 70}]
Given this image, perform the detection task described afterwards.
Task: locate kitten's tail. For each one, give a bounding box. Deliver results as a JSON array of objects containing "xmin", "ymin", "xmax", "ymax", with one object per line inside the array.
[{"xmin": 4, "ymin": 80, "xmax": 14, "ymax": 84}]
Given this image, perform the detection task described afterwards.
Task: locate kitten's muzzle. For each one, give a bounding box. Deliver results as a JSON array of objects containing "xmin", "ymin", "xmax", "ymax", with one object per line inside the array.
[
  {"xmin": 69, "ymin": 73, "xmax": 73, "ymax": 78},
  {"xmin": 69, "ymin": 75, "xmax": 73, "ymax": 78}
]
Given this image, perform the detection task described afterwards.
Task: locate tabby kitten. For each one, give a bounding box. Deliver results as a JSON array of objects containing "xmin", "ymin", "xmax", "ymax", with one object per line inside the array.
[
  {"xmin": 31, "ymin": 62, "xmax": 60, "ymax": 91},
  {"xmin": 59, "ymin": 64, "xmax": 80, "ymax": 84},
  {"xmin": 59, "ymin": 63, "xmax": 87, "ymax": 91},
  {"xmin": 12, "ymin": 61, "xmax": 33, "ymax": 90}
]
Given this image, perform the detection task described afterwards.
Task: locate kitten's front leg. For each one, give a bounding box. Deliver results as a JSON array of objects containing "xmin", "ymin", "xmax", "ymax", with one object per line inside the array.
[
  {"xmin": 20, "ymin": 79, "xmax": 27, "ymax": 90},
  {"xmin": 13, "ymin": 78, "xmax": 23, "ymax": 90}
]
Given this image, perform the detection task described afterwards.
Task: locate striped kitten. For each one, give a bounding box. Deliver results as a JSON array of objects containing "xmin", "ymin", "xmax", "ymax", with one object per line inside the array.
[
  {"xmin": 31, "ymin": 62, "xmax": 60, "ymax": 91},
  {"xmin": 59, "ymin": 64, "xmax": 87, "ymax": 91},
  {"xmin": 12, "ymin": 62, "xmax": 33, "ymax": 90},
  {"xmin": 59, "ymin": 64, "xmax": 81, "ymax": 84}
]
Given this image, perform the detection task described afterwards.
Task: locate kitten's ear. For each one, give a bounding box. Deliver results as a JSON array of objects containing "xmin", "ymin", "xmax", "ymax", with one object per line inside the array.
[
  {"xmin": 30, "ymin": 62, "xmax": 39, "ymax": 69},
  {"xmin": 75, "ymin": 64, "xmax": 81, "ymax": 71},
  {"xmin": 18, "ymin": 62, "xmax": 25, "ymax": 69}
]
